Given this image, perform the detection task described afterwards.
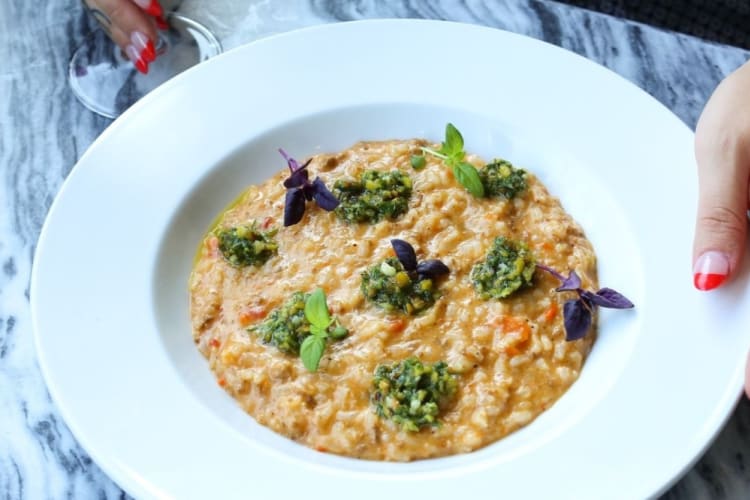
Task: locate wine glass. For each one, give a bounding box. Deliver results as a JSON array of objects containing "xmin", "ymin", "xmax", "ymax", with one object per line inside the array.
[{"xmin": 69, "ymin": 3, "xmax": 222, "ymax": 118}]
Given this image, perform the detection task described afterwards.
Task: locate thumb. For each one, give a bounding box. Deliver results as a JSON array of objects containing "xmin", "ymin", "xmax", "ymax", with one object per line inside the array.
[{"xmin": 692, "ymin": 134, "xmax": 749, "ymax": 291}]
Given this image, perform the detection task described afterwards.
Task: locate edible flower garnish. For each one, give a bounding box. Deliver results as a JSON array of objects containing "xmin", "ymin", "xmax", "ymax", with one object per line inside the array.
[
  {"xmin": 537, "ymin": 264, "xmax": 634, "ymax": 341},
  {"xmin": 280, "ymin": 149, "xmax": 339, "ymax": 226},
  {"xmin": 301, "ymin": 288, "xmax": 348, "ymax": 372},
  {"xmin": 417, "ymin": 123, "xmax": 485, "ymax": 197}
]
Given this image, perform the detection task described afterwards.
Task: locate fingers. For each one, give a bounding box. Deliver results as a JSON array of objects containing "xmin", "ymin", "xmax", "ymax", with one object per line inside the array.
[
  {"xmin": 693, "ymin": 60, "xmax": 750, "ymax": 291},
  {"xmin": 84, "ymin": 0, "xmax": 163, "ymax": 73}
]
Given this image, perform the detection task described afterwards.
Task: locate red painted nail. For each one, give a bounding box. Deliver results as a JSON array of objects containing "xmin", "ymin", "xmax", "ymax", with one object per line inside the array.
[
  {"xmin": 133, "ymin": 0, "xmax": 164, "ymax": 17},
  {"xmin": 126, "ymin": 44, "xmax": 149, "ymax": 74},
  {"xmin": 694, "ymin": 273, "xmax": 727, "ymax": 291},
  {"xmin": 131, "ymin": 31, "xmax": 156, "ymax": 62},
  {"xmin": 134, "ymin": 58, "xmax": 148, "ymax": 74},
  {"xmin": 143, "ymin": 40, "xmax": 156, "ymax": 62},
  {"xmin": 155, "ymin": 16, "xmax": 169, "ymax": 31},
  {"xmin": 693, "ymin": 251, "xmax": 730, "ymax": 291},
  {"xmin": 144, "ymin": 0, "xmax": 163, "ymax": 17}
]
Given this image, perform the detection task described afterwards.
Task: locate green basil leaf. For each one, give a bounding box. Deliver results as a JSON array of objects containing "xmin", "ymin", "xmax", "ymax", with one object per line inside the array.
[
  {"xmin": 444, "ymin": 123, "xmax": 464, "ymax": 154},
  {"xmin": 300, "ymin": 334, "xmax": 326, "ymax": 372},
  {"xmin": 304, "ymin": 288, "xmax": 331, "ymax": 329},
  {"xmin": 453, "ymin": 162, "xmax": 485, "ymax": 198},
  {"xmin": 310, "ymin": 324, "xmax": 327, "ymax": 338},
  {"xmin": 410, "ymin": 154, "xmax": 426, "ymax": 170}
]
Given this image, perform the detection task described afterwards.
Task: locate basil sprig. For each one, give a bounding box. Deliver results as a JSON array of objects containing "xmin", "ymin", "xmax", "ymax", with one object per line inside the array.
[
  {"xmin": 418, "ymin": 123, "xmax": 485, "ymax": 197},
  {"xmin": 300, "ymin": 288, "xmax": 348, "ymax": 371}
]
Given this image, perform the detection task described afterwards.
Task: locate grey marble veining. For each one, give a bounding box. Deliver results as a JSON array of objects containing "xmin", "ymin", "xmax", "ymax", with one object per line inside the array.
[{"xmin": 1, "ymin": 0, "xmax": 749, "ymax": 498}]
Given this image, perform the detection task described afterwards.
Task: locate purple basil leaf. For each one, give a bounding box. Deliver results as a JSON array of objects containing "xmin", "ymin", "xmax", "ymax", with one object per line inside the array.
[
  {"xmin": 278, "ymin": 148, "xmax": 298, "ymax": 171},
  {"xmin": 284, "ymin": 188, "xmax": 306, "ymax": 226},
  {"xmin": 301, "ymin": 183, "xmax": 315, "ymax": 201},
  {"xmin": 391, "ymin": 239, "xmax": 418, "ymax": 271},
  {"xmin": 563, "ymin": 299, "xmax": 592, "ymax": 341},
  {"xmin": 582, "ymin": 288, "xmax": 634, "ymax": 309},
  {"xmin": 283, "ymin": 167, "xmax": 309, "ymax": 189},
  {"xmin": 279, "ymin": 148, "xmax": 312, "ymax": 172},
  {"xmin": 556, "ymin": 270, "xmax": 582, "ymax": 292},
  {"xmin": 536, "ymin": 263, "xmax": 566, "ymax": 282},
  {"xmin": 310, "ymin": 177, "xmax": 340, "ymax": 211},
  {"xmin": 416, "ymin": 259, "xmax": 450, "ymax": 279}
]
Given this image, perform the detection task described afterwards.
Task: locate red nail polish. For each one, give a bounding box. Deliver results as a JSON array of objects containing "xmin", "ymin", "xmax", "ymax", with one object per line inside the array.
[
  {"xmin": 693, "ymin": 272, "xmax": 727, "ymax": 291},
  {"xmin": 131, "ymin": 31, "xmax": 156, "ymax": 62},
  {"xmin": 126, "ymin": 44, "xmax": 149, "ymax": 74},
  {"xmin": 155, "ymin": 16, "xmax": 169, "ymax": 31},
  {"xmin": 144, "ymin": 0, "xmax": 163, "ymax": 17},
  {"xmin": 693, "ymin": 251, "xmax": 730, "ymax": 291},
  {"xmin": 143, "ymin": 40, "xmax": 156, "ymax": 62},
  {"xmin": 134, "ymin": 59, "xmax": 149, "ymax": 74}
]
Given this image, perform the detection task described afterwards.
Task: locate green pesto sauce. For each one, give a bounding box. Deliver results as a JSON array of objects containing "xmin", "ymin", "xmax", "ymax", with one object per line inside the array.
[
  {"xmin": 371, "ymin": 357, "xmax": 457, "ymax": 432},
  {"xmin": 251, "ymin": 291, "xmax": 311, "ymax": 354},
  {"xmin": 192, "ymin": 189, "xmax": 249, "ymax": 268},
  {"xmin": 471, "ymin": 237, "xmax": 535, "ymax": 299},
  {"xmin": 333, "ymin": 170, "xmax": 412, "ymax": 223},
  {"xmin": 479, "ymin": 159, "xmax": 527, "ymax": 199},
  {"xmin": 361, "ymin": 257, "xmax": 438, "ymax": 315},
  {"xmin": 216, "ymin": 222, "xmax": 278, "ymax": 267}
]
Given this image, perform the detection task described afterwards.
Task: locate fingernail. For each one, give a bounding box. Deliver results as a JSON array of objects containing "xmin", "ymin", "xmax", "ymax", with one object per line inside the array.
[
  {"xmin": 133, "ymin": 0, "xmax": 163, "ymax": 17},
  {"xmin": 130, "ymin": 31, "xmax": 156, "ymax": 62},
  {"xmin": 125, "ymin": 44, "xmax": 149, "ymax": 74},
  {"xmin": 693, "ymin": 251, "xmax": 730, "ymax": 291},
  {"xmin": 155, "ymin": 16, "xmax": 169, "ymax": 31}
]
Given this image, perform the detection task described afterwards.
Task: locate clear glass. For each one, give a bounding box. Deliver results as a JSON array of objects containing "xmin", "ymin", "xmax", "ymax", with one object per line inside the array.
[{"xmin": 69, "ymin": 12, "xmax": 222, "ymax": 118}]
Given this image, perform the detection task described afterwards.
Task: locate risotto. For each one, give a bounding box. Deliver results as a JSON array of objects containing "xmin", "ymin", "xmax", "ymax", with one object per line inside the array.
[{"xmin": 189, "ymin": 136, "xmax": 598, "ymax": 461}]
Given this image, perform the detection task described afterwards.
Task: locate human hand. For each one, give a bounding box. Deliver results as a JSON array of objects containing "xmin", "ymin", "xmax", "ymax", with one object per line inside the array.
[
  {"xmin": 82, "ymin": 0, "xmax": 166, "ymax": 74},
  {"xmin": 692, "ymin": 59, "xmax": 750, "ymax": 394}
]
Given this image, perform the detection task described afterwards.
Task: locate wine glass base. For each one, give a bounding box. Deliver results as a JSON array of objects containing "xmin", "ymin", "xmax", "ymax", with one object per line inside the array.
[{"xmin": 69, "ymin": 13, "xmax": 221, "ymax": 118}]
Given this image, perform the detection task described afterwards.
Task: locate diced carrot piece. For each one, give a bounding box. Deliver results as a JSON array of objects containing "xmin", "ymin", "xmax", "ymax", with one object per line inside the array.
[
  {"xmin": 504, "ymin": 345, "xmax": 521, "ymax": 357},
  {"xmin": 501, "ymin": 316, "xmax": 531, "ymax": 343},
  {"xmin": 209, "ymin": 338, "xmax": 220, "ymax": 348},
  {"xmin": 239, "ymin": 305, "xmax": 267, "ymax": 326},
  {"xmin": 499, "ymin": 315, "xmax": 532, "ymax": 357},
  {"xmin": 261, "ymin": 216, "xmax": 274, "ymax": 229},
  {"xmin": 218, "ymin": 377, "xmax": 227, "ymax": 387},
  {"xmin": 206, "ymin": 236, "xmax": 219, "ymax": 257},
  {"xmin": 386, "ymin": 318, "xmax": 406, "ymax": 333},
  {"xmin": 544, "ymin": 302, "xmax": 559, "ymax": 322}
]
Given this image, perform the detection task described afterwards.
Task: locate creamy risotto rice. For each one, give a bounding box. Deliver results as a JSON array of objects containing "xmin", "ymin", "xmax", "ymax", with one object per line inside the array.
[{"xmin": 189, "ymin": 138, "xmax": 597, "ymax": 461}]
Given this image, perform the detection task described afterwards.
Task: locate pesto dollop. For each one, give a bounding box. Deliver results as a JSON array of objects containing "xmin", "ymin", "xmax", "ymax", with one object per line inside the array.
[
  {"xmin": 471, "ymin": 237, "xmax": 535, "ymax": 299},
  {"xmin": 371, "ymin": 357, "xmax": 457, "ymax": 432},
  {"xmin": 361, "ymin": 257, "xmax": 438, "ymax": 315},
  {"xmin": 251, "ymin": 291, "xmax": 349, "ymax": 359},
  {"xmin": 216, "ymin": 222, "xmax": 278, "ymax": 267},
  {"xmin": 479, "ymin": 159, "xmax": 527, "ymax": 199},
  {"xmin": 251, "ymin": 291, "xmax": 310, "ymax": 354},
  {"xmin": 333, "ymin": 170, "xmax": 412, "ymax": 223}
]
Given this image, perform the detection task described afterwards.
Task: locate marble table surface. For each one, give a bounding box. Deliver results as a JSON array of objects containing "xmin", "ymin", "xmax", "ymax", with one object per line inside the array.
[{"xmin": 3, "ymin": 0, "xmax": 750, "ymax": 498}]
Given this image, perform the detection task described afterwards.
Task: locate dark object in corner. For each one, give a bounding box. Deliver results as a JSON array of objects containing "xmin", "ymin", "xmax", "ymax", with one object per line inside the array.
[{"xmin": 552, "ymin": 0, "xmax": 750, "ymax": 50}]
